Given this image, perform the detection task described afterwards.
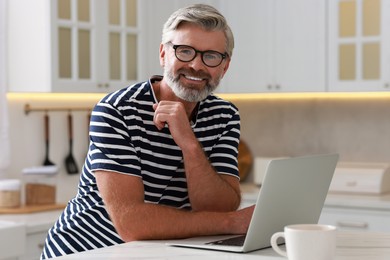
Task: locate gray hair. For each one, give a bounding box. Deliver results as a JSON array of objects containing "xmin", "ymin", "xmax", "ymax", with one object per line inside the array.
[{"xmin": 162, "ymin": 4, "xmax": 234, "ymax": 57}]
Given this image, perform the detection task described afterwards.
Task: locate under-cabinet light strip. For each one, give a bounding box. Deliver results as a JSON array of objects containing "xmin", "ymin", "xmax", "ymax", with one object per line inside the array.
[{"xmin": 7, "ymin": 92, "xmax": 390, "ymax": 102}]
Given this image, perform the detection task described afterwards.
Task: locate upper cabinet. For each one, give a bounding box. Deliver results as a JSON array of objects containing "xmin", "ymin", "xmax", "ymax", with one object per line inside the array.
[
  {"xmin": 220, "ymin": 0, "xmax": 326, "ymax": 93},
  {"xmin": 8, "ymin": 0, "xmax": 142, "ymax": 93},
  {"xmin": 328, "ymin": 0, "xmax": 390, "ymax": 91},
  {"xmin": 7, "ymin": 0, "xmax": 390, "ymax": 93}
]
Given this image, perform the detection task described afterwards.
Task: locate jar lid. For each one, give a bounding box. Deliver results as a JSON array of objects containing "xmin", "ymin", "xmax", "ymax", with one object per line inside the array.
[{"xmin": 0, "ymin": 179, "xmax": 21, "ymax": 191}]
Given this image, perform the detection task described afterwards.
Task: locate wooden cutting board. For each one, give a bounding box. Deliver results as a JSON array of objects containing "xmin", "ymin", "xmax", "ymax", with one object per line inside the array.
[
  {"xmin": 238, "ymin": 138, "xmax": 253, "ymax": 182},
  {"xmin": 0, "ymin": 203, "xmax": 66, "ymax": 214}
]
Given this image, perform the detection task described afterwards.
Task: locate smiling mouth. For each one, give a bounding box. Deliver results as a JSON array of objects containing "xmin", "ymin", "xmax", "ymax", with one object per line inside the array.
[
  {"xmin": 177, "ymin": 68, "xmax": 211, "ymax": 83},
  {"xmin": 183, "ymin": 75, "xmax": 204, "ymax": 81}
]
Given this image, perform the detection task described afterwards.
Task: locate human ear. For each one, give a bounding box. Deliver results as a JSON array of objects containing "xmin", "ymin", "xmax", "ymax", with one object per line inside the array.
[
  {"xmin": 221, "ymin": 58, "xmax": 231, "ymax": 78},
  {"xmin": 159, "ymin": 43, "xmax": 166, "ymax": 67}
]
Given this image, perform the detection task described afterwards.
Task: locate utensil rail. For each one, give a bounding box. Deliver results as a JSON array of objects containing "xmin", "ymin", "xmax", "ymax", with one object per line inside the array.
[{"xmin": 24, "ymin": 104, "xmax": 92, "ymax": 115}]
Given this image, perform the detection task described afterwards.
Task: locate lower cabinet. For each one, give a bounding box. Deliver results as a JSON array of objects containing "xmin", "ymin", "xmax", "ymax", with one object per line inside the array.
[
  {"xmin": 319, "ymin": 207, "xmax": 390, "ymax": 232},
  {"xmin": 20, "ymin": 231, "xmax": 47, "ymax": 260},
  {"xmin": 241, "ymin": 185, "xmax": 390, "ymax": 233}
]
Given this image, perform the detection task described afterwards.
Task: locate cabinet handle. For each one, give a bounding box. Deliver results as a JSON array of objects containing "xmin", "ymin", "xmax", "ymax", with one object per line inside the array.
[
  {"xmin": 98, "ymin": 83, "xmax": 110, "ymax": 88},
  {"xmin": 266, "ymin": 84, "xmax": 281, "ymax": 90},
  {"xmin": 38, "ymin": 243, "xmax": 45, "ymax": 249},
  {"xmin": 336, "ymin": 221, "xmax": 369, "ymax": 229}
]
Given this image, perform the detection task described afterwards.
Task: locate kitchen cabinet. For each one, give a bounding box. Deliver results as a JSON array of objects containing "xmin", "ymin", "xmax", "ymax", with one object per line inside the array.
[
  {"xmin": 0, "ymin": 210, "xmax": 62, "ymax": 260},
  {"xmin": 241, "ymin": 184, "xmax": 390, "ymax": 232},
  {"xmin": 220, "ymin": 0, "xmax": 326, "ymax": 93},
  {"xmin": 8, "ymin": 0, "xmax": 142, "ymax": 93},
  {"xmin": 10, "ymin": 1, "xmax": 390, "ymax": 94},
  {"xmin": 21, "ymin": 231, "xmax": 47, "ymax": 260},
  {"xmin": 0, "ymin": 221, "xmax": 25, "ymax": 259},
  {"xmin": 319, "ymin": 207, "xmax": 390, "ymax": 232},
  {"xmin": 328, "ymin": 0, "xmax": 390, "ymax": 91},
  {"xmin": 318, "ymin": 192, "xmax": 390, "ymax": 232}
]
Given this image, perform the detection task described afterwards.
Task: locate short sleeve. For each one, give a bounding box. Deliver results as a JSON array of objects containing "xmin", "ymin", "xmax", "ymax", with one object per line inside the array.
[{"xmin": 89, "ymin": 101, "xmax": 141, "ymax": 177}]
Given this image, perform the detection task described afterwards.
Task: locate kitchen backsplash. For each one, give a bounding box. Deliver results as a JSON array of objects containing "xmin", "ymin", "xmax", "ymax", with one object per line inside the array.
[
  {"xmin": 234, "ymin": 96, "xmax": 390, "ymax": 163},
  {"xmin": 6, "ymin": 94, "xmax": 100, "ymax": 203},
  {"xmin": 5, "ymin": 93, "xmax": 390, "ymax": 203}
]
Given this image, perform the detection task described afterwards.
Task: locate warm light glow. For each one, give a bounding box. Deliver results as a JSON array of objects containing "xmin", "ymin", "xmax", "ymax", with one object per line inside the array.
[
  {"xmin": 7, "ymin": 91, "xmax": 390, "ymax": 102},
  {"xmin": 7, "ymin": 92, "xmax": 106, "ymax": 101},
  {"xmin": 217, "ymin": 92, "xmax": 390, "ymax": 100}
]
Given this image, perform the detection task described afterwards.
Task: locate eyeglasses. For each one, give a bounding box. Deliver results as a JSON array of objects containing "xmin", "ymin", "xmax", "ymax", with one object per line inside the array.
[{"xmin": 169, "ymin": 43, "xmax": 228, "ymax": 68}]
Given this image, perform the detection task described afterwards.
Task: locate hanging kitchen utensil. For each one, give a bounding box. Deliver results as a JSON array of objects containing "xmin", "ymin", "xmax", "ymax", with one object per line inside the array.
[
  {"xmin": 43, "ymin": 113, "xmax": 55, "ymax": 166},
  {"xmin": 65, "ymin": 113, "xmax": 79, "ymax": 174}
]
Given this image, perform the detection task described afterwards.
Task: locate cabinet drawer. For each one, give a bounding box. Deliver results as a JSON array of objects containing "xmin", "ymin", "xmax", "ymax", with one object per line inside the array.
[
  {"xmin": 20, "ymin": 231, "xmax": 47, "ymax": 260},
  {"xmin": 319, "ymin": 207, "xmax": 390, "ymax": 232}
]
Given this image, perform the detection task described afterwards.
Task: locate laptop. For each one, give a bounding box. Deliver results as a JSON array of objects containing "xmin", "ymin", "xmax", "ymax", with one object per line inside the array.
[{"xmin": 167, "ymin": 153, "xmax": 339, "ymax": 253}]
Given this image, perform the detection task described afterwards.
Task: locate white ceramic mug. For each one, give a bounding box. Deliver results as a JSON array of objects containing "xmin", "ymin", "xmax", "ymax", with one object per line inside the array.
[{"xmin": 270, "ymin": 224, "xmax": 337, "ymax": 260}]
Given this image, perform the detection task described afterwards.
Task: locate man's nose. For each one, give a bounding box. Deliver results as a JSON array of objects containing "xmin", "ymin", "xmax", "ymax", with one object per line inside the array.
[{"xmin": 188, "ymin": 53, "xmax": 206, "ymax": 70}]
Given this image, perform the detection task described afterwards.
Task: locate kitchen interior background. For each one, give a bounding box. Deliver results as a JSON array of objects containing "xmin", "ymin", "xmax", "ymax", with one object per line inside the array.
[
  {"xmin": 2, "ymin": 0, "xmax": 390, "ymax": 204},
  {"xmin": 5, "ymin": 93, "xmax": 390, "ymax": 203}
]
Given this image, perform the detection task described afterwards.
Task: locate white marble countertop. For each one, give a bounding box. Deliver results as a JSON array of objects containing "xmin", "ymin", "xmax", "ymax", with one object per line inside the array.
[{"xmin": 54, "ymin": 231, "xmax": 390, "ymax": 259}]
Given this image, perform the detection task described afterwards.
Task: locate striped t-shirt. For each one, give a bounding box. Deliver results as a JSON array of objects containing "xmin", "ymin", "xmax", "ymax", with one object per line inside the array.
[{"xmin": 41, "ymin": 77, "xmax": 241, "ymax": 258}]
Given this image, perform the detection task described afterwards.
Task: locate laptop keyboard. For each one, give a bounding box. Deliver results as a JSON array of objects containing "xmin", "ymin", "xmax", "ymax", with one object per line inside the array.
[{"xmin": 206, "ymin": 235, "xmax": 246, "ymax": 246}]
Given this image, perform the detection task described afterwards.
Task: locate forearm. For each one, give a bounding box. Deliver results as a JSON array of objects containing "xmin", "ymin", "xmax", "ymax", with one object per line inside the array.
[
  {"xmin": 182, "ymin": 139, "xmax": 241, "ymax": 212},
  {"xmin": 114, "ymin": 202, "xmax": 236, "ymax": 242},
  {"xmin": 152, "ymin": 101, "xmax": 241, "ymax": 211}
]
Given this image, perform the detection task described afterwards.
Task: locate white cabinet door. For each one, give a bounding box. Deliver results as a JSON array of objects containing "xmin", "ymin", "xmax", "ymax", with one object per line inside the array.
[
  {"xmin": 218, "ymin": 0, "xmax": 270, "ymax": 93},
  {"xmin": 8, "ymin": 0, "xmax": 141, "ymax": 93},
  {"xmin": 52, "ymin": 0, "xmax": 98, "ymax": 92},
  {"xmin": 328, "ymin": 0, "xmax": 390, "ymax": 91},
  {"xmin": 7, "ymin": 0, "xmax": 53, "ymax": 92},
  {"xmin": 221, "ymin": 0, "xmax": 326, "ymax": 93},
  {"xmin": 96, "ymin": 0, "xmax": 141, "ymax": 92},
  {"xmin": 273, "ymin": 0, "xmax": 326, "ymax": 92},
  {"xmin": 20, "ymin": 231, "xmax": 47, "ymax": 260}
]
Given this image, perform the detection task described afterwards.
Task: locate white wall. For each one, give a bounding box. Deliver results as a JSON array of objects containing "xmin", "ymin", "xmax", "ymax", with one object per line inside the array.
[{"xmin": 7, "ymin": 95, "xmax": 99, "ymax": 203}]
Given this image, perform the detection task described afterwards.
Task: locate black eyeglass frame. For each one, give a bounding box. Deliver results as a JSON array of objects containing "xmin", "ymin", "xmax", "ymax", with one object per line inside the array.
[{"xmin": 169, "ymin": 43, "xmax": 229, "ymax": 68}]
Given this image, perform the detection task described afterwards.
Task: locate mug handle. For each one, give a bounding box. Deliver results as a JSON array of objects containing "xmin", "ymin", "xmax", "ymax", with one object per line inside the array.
[{"xmin": 270, "ymin": 232, "xmax": 287, "ymax": 257}]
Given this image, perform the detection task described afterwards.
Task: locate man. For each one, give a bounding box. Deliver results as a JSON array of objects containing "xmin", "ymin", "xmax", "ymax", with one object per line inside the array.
[{"xmin": 41, "ymin": 4, "xmax": 254, "ymax": 259}]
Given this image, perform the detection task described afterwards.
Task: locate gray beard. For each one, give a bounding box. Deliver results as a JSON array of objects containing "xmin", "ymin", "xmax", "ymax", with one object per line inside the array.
[{"xmin": 163, "ymin": 68, "xmax": 221, "ymax": 102}]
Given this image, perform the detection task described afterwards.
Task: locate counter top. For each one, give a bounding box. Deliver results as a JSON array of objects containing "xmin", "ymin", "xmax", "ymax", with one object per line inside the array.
[
  {"xmin": 1, "ymin": 187, "xmax": 389, "ymax": 259},
  {"xmin": 1, "ymin": 184, "xmax": 389, "ymax": 235},
  {"xmin": 0, "ymin": 209, "xmax": 62, "ymax": 234},
  {"xmin": 54, "ymin": 231, "xmax": 390, "ymax": 259}
]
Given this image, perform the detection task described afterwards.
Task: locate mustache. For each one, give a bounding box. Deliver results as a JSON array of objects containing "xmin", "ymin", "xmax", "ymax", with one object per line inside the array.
[{"xmin": 176, "ymin": 68, "xmax": 211, "ymax": 81}]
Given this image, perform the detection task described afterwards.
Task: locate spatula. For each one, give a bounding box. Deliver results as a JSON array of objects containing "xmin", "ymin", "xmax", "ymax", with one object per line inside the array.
[
  {"xmin": 65, "ymin": 113, "xmax": 79, "ymax": 174},
  {"xmin": 43, "ymin": 114, "xmax": 55, "ymax": 166}
]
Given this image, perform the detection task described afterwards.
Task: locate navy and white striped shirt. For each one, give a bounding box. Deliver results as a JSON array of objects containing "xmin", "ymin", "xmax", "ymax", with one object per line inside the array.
[{"xmin": 41, "ymin": 77, "xmax": 241, "ymax": 258}]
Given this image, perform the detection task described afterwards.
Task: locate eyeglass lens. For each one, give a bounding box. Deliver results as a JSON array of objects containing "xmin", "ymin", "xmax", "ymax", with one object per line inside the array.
[{"xmin": 173, "ymin": 45, "xmax": 226, "ymax": 67}]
